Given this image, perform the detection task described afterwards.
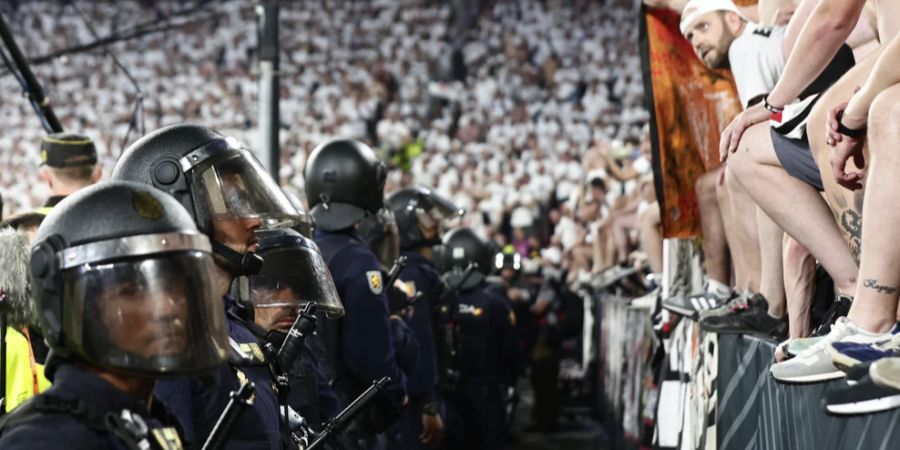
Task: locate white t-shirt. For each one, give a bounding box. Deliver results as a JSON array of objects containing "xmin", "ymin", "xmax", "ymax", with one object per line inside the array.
[{"xmin": 728, "ymin": 23, "xmax": 786, "ymax": 109}]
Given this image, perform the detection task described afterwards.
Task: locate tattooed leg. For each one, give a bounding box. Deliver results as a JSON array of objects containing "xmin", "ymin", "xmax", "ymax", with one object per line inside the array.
[{"xmin": 844, "ymin": 84, "xmax": 900, "ymax": 333}]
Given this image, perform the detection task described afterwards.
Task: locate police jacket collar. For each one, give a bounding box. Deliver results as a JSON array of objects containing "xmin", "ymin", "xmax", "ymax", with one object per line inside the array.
[
  {"xmin": 51, "ymin": 364, "xmax": 153, "ymax": 414},
  {"xmin": 400, "ymin": 250, "xmax": 435, "ymax": 268},
  {"xmin": 314, "ymin": 226, "xmax": 366, "ymax": 242}
]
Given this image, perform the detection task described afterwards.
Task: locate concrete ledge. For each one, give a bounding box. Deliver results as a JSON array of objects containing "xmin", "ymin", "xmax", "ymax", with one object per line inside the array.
[{"xmin": 717, "ymin": 334, "xmax": 900, "ymax": 450}]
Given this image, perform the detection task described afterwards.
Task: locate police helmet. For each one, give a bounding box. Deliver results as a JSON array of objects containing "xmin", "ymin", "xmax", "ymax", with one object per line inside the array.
[
  {"xmin": 235, "ymin": 228, "xmax": 344, "ymax": 322},
  {"xmin": 280, "ymin": 185, "xmax": 314, "ymax": 239},
  {"xmin": 438, "ymin": 227, "xmax": 494, "ymax": 290},
  {"xmin": 304, "ymin": 139, "xmax": 387, "ymax": 232},
  {"xmin": 112, "ymin": 124, "xmax": 300, "ymax": 276},
  {"xmin": 494, "ymin": 245, "xmax": 522, "ymax": 273},
  {"xmin": 386, "ymin": 187, "xmax": 464, "ymax": 250},
  {"xmin": 357, "ymin": 207, "xmax": 400, "ymax": 269},
  {"xmin": 30, "ymin": 181, "xmax": 229, "ymax": 377}
]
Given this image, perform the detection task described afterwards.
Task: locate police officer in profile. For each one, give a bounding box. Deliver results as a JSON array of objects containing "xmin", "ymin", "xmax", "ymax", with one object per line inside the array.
[
  {"xmin": 304, "ymin": 139, "xmax": 408, "ymax": 448},
  {"xmin": 382, "ymin": 187, "xmax": 463, "ymax": 449},
  {"xmin": 0, "ymin": 181, "xmax": 230, "ymax": 449},
  {"xmin": 112, "ymin": 124, "xmax": 301, "ymax": 449},
  {"xmin": 236, "ymin": 228, "xmax": 344, "ymax": 432},
  {"xmin": 36, "ymin": 133, "xmax": 102, "ymax": 213},
  {"xmin": 436, "ymin": 228, "xmax": 519, "ymax": 450}
]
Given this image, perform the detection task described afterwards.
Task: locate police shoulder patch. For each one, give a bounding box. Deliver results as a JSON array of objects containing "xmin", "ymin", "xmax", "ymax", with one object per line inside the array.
[
  {"xmin": 151, "ymin": 428, "xmax": 184, "ymax": 450},
  {"xmin": 366, "ymin": 271, "xmax": 383, "ymax": 295}
]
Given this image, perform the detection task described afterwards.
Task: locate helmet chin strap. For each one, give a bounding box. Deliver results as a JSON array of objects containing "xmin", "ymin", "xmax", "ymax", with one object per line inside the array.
[{"xmin": 211, "ymin": 240, "xmax": 265, "ymax": 277}]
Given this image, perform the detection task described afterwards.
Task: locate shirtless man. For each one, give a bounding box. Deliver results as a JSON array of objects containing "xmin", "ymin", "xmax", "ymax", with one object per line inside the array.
[{"xmin": 721, "ymin": 0, "xmax": 900, "ymax": 382}]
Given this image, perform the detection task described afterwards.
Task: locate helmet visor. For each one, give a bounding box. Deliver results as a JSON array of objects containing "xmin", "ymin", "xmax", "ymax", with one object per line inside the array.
[
  {"xmin": 427, "ymin": 192, "xmax": 465, "ymax": 220},
  {"xmin": 191, "ymin": 148, "xmax": 299, "ymax": 228},
  {"xmin": 249, "ymin": 246, "xmax": 344, "ymax": 319},
  {"xmin": 63, "ymin": 252, "xmax": 228, "ymax": 376}
]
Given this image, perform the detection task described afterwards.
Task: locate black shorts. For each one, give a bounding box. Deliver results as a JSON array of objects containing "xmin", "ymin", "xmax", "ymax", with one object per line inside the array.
[{"xmin": 770, "ymin": 128, "xmax": 824, "ymax": 191}]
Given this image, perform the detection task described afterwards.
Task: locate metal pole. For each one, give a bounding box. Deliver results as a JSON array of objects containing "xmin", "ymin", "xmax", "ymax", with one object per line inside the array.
[
  {"xmin": 0, "ymin": 11, "xmax": 63, "ymax": 133},
  {"xmin": 257, "ymin": 1, "xmax": 280, "ymax": 180}
]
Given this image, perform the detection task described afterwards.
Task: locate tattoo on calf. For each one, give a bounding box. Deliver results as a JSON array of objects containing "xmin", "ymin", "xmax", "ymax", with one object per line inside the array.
[
  {"xmin": 863, "ymin": 279, "xmax": 898, "ymax": 295},
  {"xmin": 841, "ymin": 209, "xmax": 862, "ymax": 263}
]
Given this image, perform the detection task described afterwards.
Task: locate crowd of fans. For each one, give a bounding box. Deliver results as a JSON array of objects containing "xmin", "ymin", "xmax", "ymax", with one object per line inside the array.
[{"xmin": 0, "ymin": 0, "xmax": 658, "ymax": 286}]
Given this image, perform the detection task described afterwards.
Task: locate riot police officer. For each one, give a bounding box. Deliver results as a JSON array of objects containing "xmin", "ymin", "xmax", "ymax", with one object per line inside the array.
[
  {"xmin": 237, "ymin": 228, "xmax": 345, "ymax": 433},
  {"xmin": 112, "ymin": 124, "xmax": 301, "ymax": 449},
  {"xmin": 436, "ymin": 228, "xmax": 518, "ymax": 450},
  {"xmin": 0, "ymin": 181, "xmax": 229, "ymax": 449},
  {"xmin": 382, "ymin": 187, "xmax": 463, "ymax": 449},
  {"xmin": 304, "ymin": 139, "xmax": 408, "ymax": 448}
]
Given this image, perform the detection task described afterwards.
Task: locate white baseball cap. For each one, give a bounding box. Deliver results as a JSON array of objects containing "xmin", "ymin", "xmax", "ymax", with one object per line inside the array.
[{"xmin": 680, "ymin": 0, "xmax": 741, "ymax": 35}]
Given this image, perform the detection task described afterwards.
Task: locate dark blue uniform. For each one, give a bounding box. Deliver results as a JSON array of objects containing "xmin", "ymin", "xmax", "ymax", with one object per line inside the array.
[
  {"xmin": 444, "ymin": 286, "xmax": 518, "ymax": 450},
  {"xmin": 155, "ymin": 296, "xmax": 281, "ymax": 450},
  {"xmin": 287, "ymin": 333, "xmax": 343, "ymax": 432},
  {"xmin": 0, "ymin": 365, "xmax": 184, "ymax": 449},
  {"xmin": 387, "ymin": 250, "xmax": 442, "ymax": 450},
  {"xmin": 315, "ymin": 229, "xmax": 408, "ymax": 444}
]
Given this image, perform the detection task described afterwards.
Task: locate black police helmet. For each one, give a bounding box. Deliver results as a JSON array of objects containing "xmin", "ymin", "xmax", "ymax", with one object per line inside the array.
[
  {"xmin": 112, "ymin": 124, "xmax": 298, "ymax": 276},
  {"xmin": 439, "ymin": 227, "xmax": 493, "ymax": 290},
  {"xmin": 304, "ymin": 139, "xmax": 387, "ymax": 231},
  {"xmin": 30, "ymin": 181, "xmax": 228, "ymax": 377},
  {"xmin": 386, "ymin": 187, "xmax": 463, "ymax": 250},
  {"xmin": 112, "ymin": 124, "xmax": 222, "ymax": 229}
]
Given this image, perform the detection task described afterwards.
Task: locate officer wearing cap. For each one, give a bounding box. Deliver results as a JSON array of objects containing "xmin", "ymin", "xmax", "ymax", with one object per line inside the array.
[
  {"xmin": 381, "ymin": 187, "xmax": 463, "ymax": 449},
  {"xmin": 0, "ymin": 181, "xmax": 229, "ymax": 449},
  {"xmin": 37, "ymin": 133, "xmax": 102, "ymax": 214},
  {"xmin": 236, "ymin": 228, "xmax": 344, "ymax": 434},
  {"xmin": 112, "ymin": 124, "xmax": 301, "ymax": 449},
  {"xmin": 436, "ymin": 228, "xmax": 518, "ymax": 450},
  {"xmin": 305, "ymin": 139, "xmax": 408, "ymax": 448}
]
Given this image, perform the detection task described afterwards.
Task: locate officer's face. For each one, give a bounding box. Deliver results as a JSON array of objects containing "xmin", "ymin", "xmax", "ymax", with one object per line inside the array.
[
  {"xmin": 684, "ymin": 12, "xmax": 735, "ymax": 69},
  {"xmin": 212, "ymin": 217, "xmax": 262, "ymax": 255},
  {"xmin": 97, "ymin": 277, "xmax": 190, "ymax": 358},
  {"xmin": 254, "ymin": 286, "xmax": 300, "ymax": 333}
]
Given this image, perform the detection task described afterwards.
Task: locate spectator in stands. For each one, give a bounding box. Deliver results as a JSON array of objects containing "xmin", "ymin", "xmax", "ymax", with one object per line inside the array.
[{"xmin": 36, "ymin": 133, "xmax": 101, "ymax": 213}]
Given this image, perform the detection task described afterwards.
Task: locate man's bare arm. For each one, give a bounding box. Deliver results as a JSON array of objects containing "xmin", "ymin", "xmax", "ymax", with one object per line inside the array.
[
  {"xmin": 840, "ymin": 32, "xmax": 900, "ymax": 129},
  {"xmin": 767, "ymin": 0, "xmax": 867, "ymax": 107}
]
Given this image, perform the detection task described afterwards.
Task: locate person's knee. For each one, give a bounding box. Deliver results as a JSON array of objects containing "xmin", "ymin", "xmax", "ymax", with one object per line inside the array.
[
  {"xmin": 694, "ymin": 170, "xmax": 717, "ymax": 202},
  {"xmin": 867, "ymin": 84, "xmax": 900, "ymax": 151}
]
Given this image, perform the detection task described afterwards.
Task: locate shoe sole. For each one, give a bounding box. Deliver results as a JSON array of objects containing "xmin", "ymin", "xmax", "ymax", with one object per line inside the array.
[
  {"xmin": 698, "ymin": 326, "xmax": 783, "ymax": 341},
  {"xmin": 870, "ymin": 369, "xmax": 900, "ymax": 392},
  {"xmin": 661, "ymin": 302, "xmax": 698, "ymax": 319},
  {"xmin": 824, "ymin": 394, "xmax": 900, "ymax": 415},
  {"xmin": 770, "ymin": 369, "xmax": 846, "ymax": 384}
]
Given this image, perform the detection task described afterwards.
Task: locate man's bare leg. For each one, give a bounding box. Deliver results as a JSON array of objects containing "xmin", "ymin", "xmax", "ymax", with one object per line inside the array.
[
  {"xmin": 783, "ymin": 235, "xmax": 816, "ymax": 338},
  {"xmin": 611, "ymin": 211, "xmax": 638, "ymax": 264},
  {"xmin": 720, "ymin": 168, "xmax": 761, "ymax": 293},
  {"xmin": 807, "ymin": 47, "xmax": 884, "ymax": 263},
  {"xmin": 725, "ymin": 122, "xmax": 858, "ymax": 295},
  {"xmin": 844, "ymin": 84, "xmax": 900, "ymax": 333},
  {"xmin": 695, "ymin": 170, "xmax": 732, "ymax": 288},
  {"xmin": 637, "ymin": 202, "xmax": 664, "ymax": 274},
  {"xmin": 755, "ymin": 207, "xmax": 786, "ymax": 317}
]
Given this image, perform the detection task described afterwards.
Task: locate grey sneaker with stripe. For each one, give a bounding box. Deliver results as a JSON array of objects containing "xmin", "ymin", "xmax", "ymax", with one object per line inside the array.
[{"xmin": 662, "ymin": 291, "xmax": 731, "ymax": 319}]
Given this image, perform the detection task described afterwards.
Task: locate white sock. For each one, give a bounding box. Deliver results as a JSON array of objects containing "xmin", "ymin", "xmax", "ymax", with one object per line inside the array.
[{"xmin": 706, "ymin": 279, "xmax": 731, "ymax": 298}]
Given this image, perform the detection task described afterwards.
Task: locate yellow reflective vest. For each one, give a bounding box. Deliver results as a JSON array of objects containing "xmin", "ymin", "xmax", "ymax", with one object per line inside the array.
[{"xmin": 4, "ymin": 327, "xmax": 51, "ymax": 411}]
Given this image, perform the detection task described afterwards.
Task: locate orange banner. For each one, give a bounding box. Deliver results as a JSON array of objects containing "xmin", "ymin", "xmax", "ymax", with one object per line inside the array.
[{"xmin": 642, "ymin": 7, "xmax": 743, "ymax": 238}]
